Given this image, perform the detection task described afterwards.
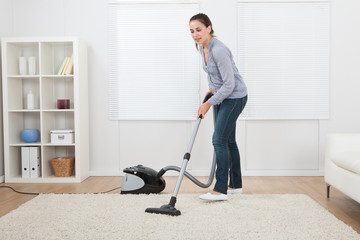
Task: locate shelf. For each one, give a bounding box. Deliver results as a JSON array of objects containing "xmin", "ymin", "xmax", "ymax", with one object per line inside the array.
[
  {"xmin": 8, "ymin": 75, "xmax": 40, "ymax": 78},
  {"xmin": 8, "ymin": 109, "xmax": 40, "ymax": 112},
  {"xmin": 42, "ymin": 111, "xmax": 74, "ymax": 144},
  {"xmin": 2, "ymin": 37, "xmax": 88, "ymax": 183},
  {"xmin": 42, "ymin": 75, "xmax": 74, "ymax": 78},
  {"xmin": 8, "ymin": 75, "xmax": 74, "ymax": 78},
  {"xmin": 42, "ymin": 76, "xmax": 74, "ymax": 109},
  {"xmin": 9, "ymin": 143, "xmax": 41, "ymax": 147},
  {"xmin": 42, "ymin": 175, "xmax": 76, "ymax": 179},
  {"xmin": 8, "ymin": 109, "xmax": 74, "ymax": 113},
  {"xmin": 7, "ymin": 77, "xmax": 40, "ymax": 110},
  {"xmin": 41, "ymin": 42, "xmax": 73, "ymax": 75},
  {"xmin": 8, "ymin": 112, "xmax": 41, "ymax": 145},
  {"xmin": 43, "ymin": 143, "xmax": 75, "ymax": 146},
  {"xmin": 42, "ymin": 145, "xmax": 75, "ymax": 178},
  {"xmin": 5, "ymin": 42, "xmax": 39, "ymax": 76},
  {"xmin": 42, "ymin": 109, "xmax": 74, "ymax": 112},
  {"xmin": 5, "ymin": 176, "xmax": 78, "ymax": 183}
]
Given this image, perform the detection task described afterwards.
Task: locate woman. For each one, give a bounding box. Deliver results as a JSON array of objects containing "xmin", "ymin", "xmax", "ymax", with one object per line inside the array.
[{"xmin": 189, "ymin": 13, "xmax": 248, "ymax": 201}]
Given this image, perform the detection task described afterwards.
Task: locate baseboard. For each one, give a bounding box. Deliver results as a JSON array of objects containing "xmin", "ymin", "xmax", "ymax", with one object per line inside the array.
[
  {"xmin": 243, "ymin": 170, "xmax": 324, "ymax": 176},
  {"xmin": 0, "ymin": 175, "xmax": 4, "ymax": 183},
  {"xmin": 90, "ymin": 170, "xmax": 324, "ymax": 177},
  {"xmin": 90, "ymin": 171, "xmax": 123, "ymax": 176}
]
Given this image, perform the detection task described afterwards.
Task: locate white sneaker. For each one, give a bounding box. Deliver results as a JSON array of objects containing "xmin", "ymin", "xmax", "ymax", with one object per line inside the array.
[
  {"xmin": 227, "ymin": 188, "xmax": 243, "ymax": 194},
  {"xmin": 199, "ymin": 192, "xmax": 228, "ymax": 201}
]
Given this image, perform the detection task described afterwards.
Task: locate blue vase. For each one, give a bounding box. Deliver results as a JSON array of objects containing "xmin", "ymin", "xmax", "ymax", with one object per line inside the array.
[{"xmin": 21, "ymin": 129, "xmax": 40, "ymax": 143}]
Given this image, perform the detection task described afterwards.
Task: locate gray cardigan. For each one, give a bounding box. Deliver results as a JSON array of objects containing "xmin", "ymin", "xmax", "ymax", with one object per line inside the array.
[{"xmin": 199, "ymin": 38, "xmax": 247, "ymax": 105}]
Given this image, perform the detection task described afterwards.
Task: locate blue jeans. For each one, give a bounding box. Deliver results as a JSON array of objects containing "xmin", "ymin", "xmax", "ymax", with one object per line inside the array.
[{"xmin": 212, "ymin": 96, "xmax": 247, "ymax": 194}]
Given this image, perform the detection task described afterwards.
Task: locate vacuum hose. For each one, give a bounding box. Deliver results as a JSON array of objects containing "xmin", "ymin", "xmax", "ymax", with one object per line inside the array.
[
  {"xmin": 157, "ymin": 92, "xmax": 217, "ymax": 188},
  {"xmin": 157, "ymin": 154, "xmax": 216, "ymax": 188}
]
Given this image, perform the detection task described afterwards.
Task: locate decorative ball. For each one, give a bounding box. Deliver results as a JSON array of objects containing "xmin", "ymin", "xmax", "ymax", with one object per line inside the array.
[{"xmin": 21, "ymin": 129, "xmax": 40, "ymax": 143}]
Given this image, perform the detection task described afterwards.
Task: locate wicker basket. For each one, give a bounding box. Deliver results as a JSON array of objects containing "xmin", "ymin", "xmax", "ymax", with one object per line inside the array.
[{"xmin": 51, "ymin": 157, "xmax": 75, "ymax": 177}]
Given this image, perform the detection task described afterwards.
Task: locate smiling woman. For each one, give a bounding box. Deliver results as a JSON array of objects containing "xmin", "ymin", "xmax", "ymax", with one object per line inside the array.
[
  {"xmin": 188, "ymin": 13, "xmax": 248, "ymax": 201},
  {"xmin": 189, "ymin": 14, "xmax": 215, "ymax": 51}
]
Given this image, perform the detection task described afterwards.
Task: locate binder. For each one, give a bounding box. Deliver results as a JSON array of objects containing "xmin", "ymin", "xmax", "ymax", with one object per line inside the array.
[
  {"xmin": 21, "ymin": 147, "xmax": 30, "ymax": 178},
  {"xmin": 30, "ymin": 147, "xmax": 41, "ymax": 178}
]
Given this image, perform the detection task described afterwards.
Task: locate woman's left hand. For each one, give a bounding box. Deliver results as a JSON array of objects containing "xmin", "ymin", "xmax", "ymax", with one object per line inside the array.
[{"xmin": 197, "ymin": 101, "xmax": 212, "ymax": 119}]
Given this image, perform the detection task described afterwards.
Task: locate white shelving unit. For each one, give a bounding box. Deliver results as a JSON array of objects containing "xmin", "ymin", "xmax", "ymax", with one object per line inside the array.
[{"xmin": 1, "ymin": 37, "xmax": 89, "ymax": 183}]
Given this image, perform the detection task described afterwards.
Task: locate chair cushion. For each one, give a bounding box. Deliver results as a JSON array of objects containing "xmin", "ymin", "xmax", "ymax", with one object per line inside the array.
[{"xmin": 331, "ymin": 151, "xmax": 360, "ymax": 175}]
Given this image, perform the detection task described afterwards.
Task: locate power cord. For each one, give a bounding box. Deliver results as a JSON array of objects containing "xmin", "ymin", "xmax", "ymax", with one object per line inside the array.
[
  {"xmin": 0, "ymin": 186, "xmax": 39, "ymax": 195},
  {"xmin": 96, "ymin": 186, "xmax": 122, "ymax": 194},
  {"xmin": 0, "ymin": 185, "xmax": 122, "ymax": 195}
]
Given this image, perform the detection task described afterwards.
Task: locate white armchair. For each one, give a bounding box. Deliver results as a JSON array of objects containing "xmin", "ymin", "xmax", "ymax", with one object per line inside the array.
[{"xmin": 325, "ymin": 134, "xmax": 360, "ymax": 203}]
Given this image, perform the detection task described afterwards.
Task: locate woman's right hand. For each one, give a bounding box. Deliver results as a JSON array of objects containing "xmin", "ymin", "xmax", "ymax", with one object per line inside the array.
[{"xmin": 206, "ymin": 89, "xmax": 215, "ymax": 95}]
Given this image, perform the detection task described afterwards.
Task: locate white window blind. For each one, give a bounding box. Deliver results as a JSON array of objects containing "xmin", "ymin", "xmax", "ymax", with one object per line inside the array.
[
  {"xmin": 238, "ymin": 1, "xmax": 329, "ymax": 119},
  {"xmin": 108, "ymin": 1, "xmax": 200, "ymax": 120}
]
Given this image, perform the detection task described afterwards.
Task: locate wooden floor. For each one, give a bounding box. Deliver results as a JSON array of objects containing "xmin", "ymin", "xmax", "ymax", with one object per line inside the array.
[{"xmin": 1, "ymin": 176, "xmax": 359, "ymax": 234}]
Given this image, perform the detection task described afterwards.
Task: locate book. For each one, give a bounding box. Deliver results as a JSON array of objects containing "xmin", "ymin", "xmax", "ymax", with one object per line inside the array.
[
  {"xmin": 21, "ymin": 147, "xmax": 30, "ymax": 178},
  {"xmin": 61, "ymin": 57, "xmax": 71, "ymax": 75},
  {"xmin": 64, "ymin": 53, "xmax": 74, "ymax": 75},
  {"xmin": 57, "ymin": 57, "xmax": 69, "ymax": 75},
  {"xmin": 29, "ymin": 147, "xmax": 40, "ymax": 178}
]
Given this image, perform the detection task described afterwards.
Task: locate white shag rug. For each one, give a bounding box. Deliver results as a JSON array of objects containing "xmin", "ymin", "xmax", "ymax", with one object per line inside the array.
[{"xmin": 0, "ymin": 194, "xmax": 359, "ymax": 240}]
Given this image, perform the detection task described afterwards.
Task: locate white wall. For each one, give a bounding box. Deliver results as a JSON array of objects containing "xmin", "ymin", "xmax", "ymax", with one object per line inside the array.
[
  {"xmin": 0, "ymin": 0, "xmax": 359, "ymax": 178},
  {"xmin": 0, "ymin": 0, "xmax": 13, "ymax": 182}
]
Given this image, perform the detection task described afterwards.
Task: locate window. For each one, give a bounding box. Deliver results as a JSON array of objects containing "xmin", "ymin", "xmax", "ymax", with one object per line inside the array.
[
  {"xmin": 238, "ymin": 0, "xmax": 330, "ymax": 119},
  {"xmin": 108, "ymin": 1, "xmax": 200, "ymax": 120}
]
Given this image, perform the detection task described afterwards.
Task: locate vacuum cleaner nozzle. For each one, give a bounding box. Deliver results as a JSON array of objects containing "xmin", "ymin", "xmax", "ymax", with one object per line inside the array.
[
  {"xmin": 145, "ymin": 196, "xmax": 181, "ymax": 216},
  {"xmin": 145, "ymin": 204, "xmax": 181, "ymax": 216}
]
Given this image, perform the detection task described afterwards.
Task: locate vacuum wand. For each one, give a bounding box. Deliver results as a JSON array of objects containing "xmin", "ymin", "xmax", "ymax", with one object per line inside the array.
[
  {"xmin": 156, "ymin": 106, "xmax": 217, "ymax": 188},
  {"xmin": 145, "ymin": 92, "xmax": 214, "ymax": 216}
]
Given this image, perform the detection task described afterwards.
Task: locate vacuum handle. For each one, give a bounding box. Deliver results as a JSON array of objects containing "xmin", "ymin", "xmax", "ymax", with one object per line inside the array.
[
  {"xmin": 202, "ymin": 92, "xmax": 214, "ymax": 103},
  {"xmin": 199, "ymin": 92, "xmax": 214, "ymax": 119}
]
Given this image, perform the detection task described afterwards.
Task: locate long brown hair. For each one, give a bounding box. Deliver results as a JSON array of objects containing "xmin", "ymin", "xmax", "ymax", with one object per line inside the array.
[{"xmin": 189, "ymin": 13, "xmax": 215, "ymax": 49}]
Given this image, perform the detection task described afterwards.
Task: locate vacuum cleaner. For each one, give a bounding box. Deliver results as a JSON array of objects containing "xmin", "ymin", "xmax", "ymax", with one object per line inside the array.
[{"xmin": 121, "ymin": 92, "xmax": 216, "ymax": 216}]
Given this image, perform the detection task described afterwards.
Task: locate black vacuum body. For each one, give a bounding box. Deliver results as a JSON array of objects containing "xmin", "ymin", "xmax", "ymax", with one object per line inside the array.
[{"xmin": 121, "ymin": 165, "xmax": 166, "ymax": 194}]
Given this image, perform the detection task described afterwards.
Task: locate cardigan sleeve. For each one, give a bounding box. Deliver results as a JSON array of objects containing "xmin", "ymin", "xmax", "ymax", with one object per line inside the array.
[{"xmin": 207, "ymin": 46, "xmax": 235, "ymax": 106}]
